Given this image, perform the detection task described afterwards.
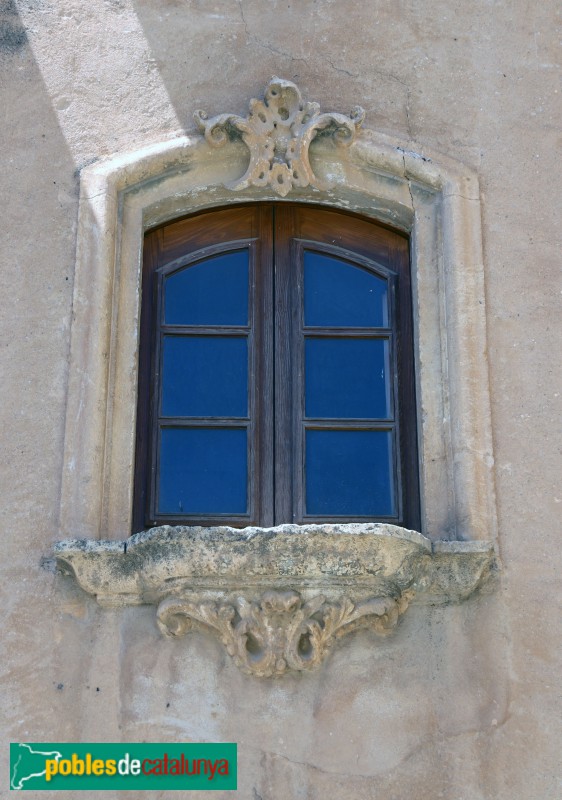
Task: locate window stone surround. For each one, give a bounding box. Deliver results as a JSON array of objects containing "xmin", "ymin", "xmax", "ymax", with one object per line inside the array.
[
  {"xmin": 59, "ymin": 83, "xmax": 497, "ymax": 547},
  {"xmin": 56, "ymin": 81, "xmax": 498, "ymax": 676}
]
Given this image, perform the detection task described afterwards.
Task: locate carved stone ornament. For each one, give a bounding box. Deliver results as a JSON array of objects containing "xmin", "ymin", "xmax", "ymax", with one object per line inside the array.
[
  {"xmin": 157, "ymin": 590, "xmax": 413, "ymax": 678},
  {"xmin": 54, "ymin": 524, "xmax": 495, "ymax": 678},
  {"xmin": 194, "ymin": 76, "xmax": 365, "ymax": 197}
]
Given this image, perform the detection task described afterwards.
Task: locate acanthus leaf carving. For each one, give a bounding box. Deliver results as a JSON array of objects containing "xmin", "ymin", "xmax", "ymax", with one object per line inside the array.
[
  {"xmin": 194, "ymin": 77, "xmax": 365, "ymax": 197},
  {"xmin": 156, "ymin": 589, "xmax": 413, "ymax": 678}
]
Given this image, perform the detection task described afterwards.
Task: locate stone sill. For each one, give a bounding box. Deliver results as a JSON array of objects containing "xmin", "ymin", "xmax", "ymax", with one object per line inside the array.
[
  {"xmin": 54, "ymin": 524, "xmax": 495, "ymax": 677},
  {"xmin": 55, "ymin": 523, "xmax": 494, "ymax": 607}
]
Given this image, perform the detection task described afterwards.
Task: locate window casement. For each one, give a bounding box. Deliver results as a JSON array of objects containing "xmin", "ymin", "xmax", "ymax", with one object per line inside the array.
[
  {"xmin": 57, "ymin": 100, "xmax": 497, "ymax": 674},
  {"xmin": 133, "ymin": 203, "xmax": 420, "ymax": 532},
  {"xmin": 60, "ymin": 106, "xmax": 496, "ymax": 546}
]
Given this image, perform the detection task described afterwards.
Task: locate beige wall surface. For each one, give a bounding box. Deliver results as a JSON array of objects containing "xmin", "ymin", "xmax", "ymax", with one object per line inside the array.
[{"xmin": 1, "ymin": 1, "xmax": 560, "ymax": 798}]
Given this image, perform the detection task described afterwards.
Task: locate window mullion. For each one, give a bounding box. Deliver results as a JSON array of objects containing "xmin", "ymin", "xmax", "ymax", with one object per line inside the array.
[{"xmin": 272, "ymin": 204, "xmax": 298, "ymax": 524}]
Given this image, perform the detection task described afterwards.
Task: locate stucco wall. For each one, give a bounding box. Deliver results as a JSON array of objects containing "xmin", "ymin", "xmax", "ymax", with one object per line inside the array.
[{"xmin": 1, "ymin": 1, "xmax": 560, "ymax": 798}]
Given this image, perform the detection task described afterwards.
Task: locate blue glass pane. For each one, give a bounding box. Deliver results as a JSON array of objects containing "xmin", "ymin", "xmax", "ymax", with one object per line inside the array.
[
  {"xmin": 306, "ymin": 430, "xmax": 395, "ymax": 516},
  {"xmin": 162, "ymin": 336, "xmax": 247, "ymax": 417},
  {"xmin": 304, "ymin": 252, "xmax": 388, "ymax": 327},
  {"xmin": 305, "ymin": 338, "xmax": 390, "ymax": 419},
  {"xmin": 165, "ymin": 250, "xmax": 248, "ymax": 325},
  {"xmin": 158, "ymin": 428, "xmax": 247, "ymax": 514}
]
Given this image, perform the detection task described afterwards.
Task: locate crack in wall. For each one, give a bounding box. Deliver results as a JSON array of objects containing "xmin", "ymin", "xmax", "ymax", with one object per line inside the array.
[
  {"xmin": 248, "ymin": 708, "xmax": 512, "ymax": 791},
  {"xmin": 236, "ymin": 0, "xmax": 308, "ymax": 68},
  {"xmin": 324, "ymin": 57, "xmax": 359, "ymax": 79},
  {"xmin": 236, "ymin": 0, "xmax": 411, "ymax": 109},
  {"xmin": 405, "ymin": 87, "xmax": 413, "ymax": 139},
  {"xmin": 400, "ymin": 148, "xmax": 415, "ymax": 211}
]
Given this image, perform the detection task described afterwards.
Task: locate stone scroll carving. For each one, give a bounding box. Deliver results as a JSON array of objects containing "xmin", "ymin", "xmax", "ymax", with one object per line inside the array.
[
  {"xmin": 157, "ymin": 589, "xmax": 413, "ymax": 678},
  {"xmin": 54, "ymin": 524, "xmax": 495, "ymax": 678},
  {"xmin": 194, "ymin": 77, "xmax": 365, "ymax": 197}
]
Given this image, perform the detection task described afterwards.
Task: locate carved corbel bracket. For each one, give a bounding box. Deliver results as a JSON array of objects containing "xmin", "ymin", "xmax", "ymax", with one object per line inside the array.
[
  {"xmin": 54, "ymin": 524, "xmax": 495, "ymax": 677},
  {"xmin": 156, "ymin": 589, "xmax": 413, "ymax": 678},
  {"xmin": 194, "ymin": 76, "xmax": 365, "ymax": 197}
]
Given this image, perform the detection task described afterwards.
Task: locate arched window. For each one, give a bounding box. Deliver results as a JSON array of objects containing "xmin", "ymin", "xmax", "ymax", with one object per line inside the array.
[{"xmin": 133, "ymin": 204, "xmax": 420, "ymax": 531}]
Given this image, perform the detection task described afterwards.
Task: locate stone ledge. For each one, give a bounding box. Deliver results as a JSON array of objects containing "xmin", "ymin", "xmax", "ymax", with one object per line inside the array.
[{"xmin": 54, "ymin": 524, "xmax": 495, "ymax": 677}]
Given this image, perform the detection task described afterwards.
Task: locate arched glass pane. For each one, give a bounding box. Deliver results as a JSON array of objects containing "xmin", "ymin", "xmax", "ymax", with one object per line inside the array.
[
  {"xmin": 304, "ymin": 252, "xmax": 388, "ymax": 327},
  {"xmin": 164, "ymin": 250, "xmax": 249, "ymax": 325},
  {"xmin": 305, "ymin": 337, "xmax": 390, "ymax": 419},
  {"xmin": 158, "ymin": 428, "xmax": 247, "ymax": 514},
  {"xmin": 162, "ymin": 336, "xmax": 248, "ymax": 417},
  {"xmin": 305, "ymin": 430, "xmax": 395, "ymax": 516}
]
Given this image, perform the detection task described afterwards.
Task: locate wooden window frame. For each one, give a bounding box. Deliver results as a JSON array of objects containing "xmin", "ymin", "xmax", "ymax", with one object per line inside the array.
[{"xmin": 133, "ymin": 203, "xmax": 420, "ymax": 532}]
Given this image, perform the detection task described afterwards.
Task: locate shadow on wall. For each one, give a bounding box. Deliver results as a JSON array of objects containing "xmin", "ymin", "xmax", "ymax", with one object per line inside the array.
[
  {"xmin": 0, "ymin": 0, "xmax": 27, "ymax": 53},
  {"xmin": 0, "ymin": 0, "xmax": 80, "ymax": 531},
  {"xmin": 131, "ymin": 0, "xmax": 301, "ymax": 129},
  {"xmin": 128, "ymin": 0, "xmax": 411, "ymax": 136}
]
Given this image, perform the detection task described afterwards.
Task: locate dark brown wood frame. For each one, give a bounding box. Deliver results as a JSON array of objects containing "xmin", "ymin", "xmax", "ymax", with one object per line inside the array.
[{"xmin": 133, "ymin": 203, "xmax": 420, "ymax": 532}]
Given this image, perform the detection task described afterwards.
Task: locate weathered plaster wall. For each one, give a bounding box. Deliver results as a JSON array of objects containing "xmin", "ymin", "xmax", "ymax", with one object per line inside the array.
[{"xmin": 1, "ymin": 1, "xmax": 560, "ymax": 798}]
